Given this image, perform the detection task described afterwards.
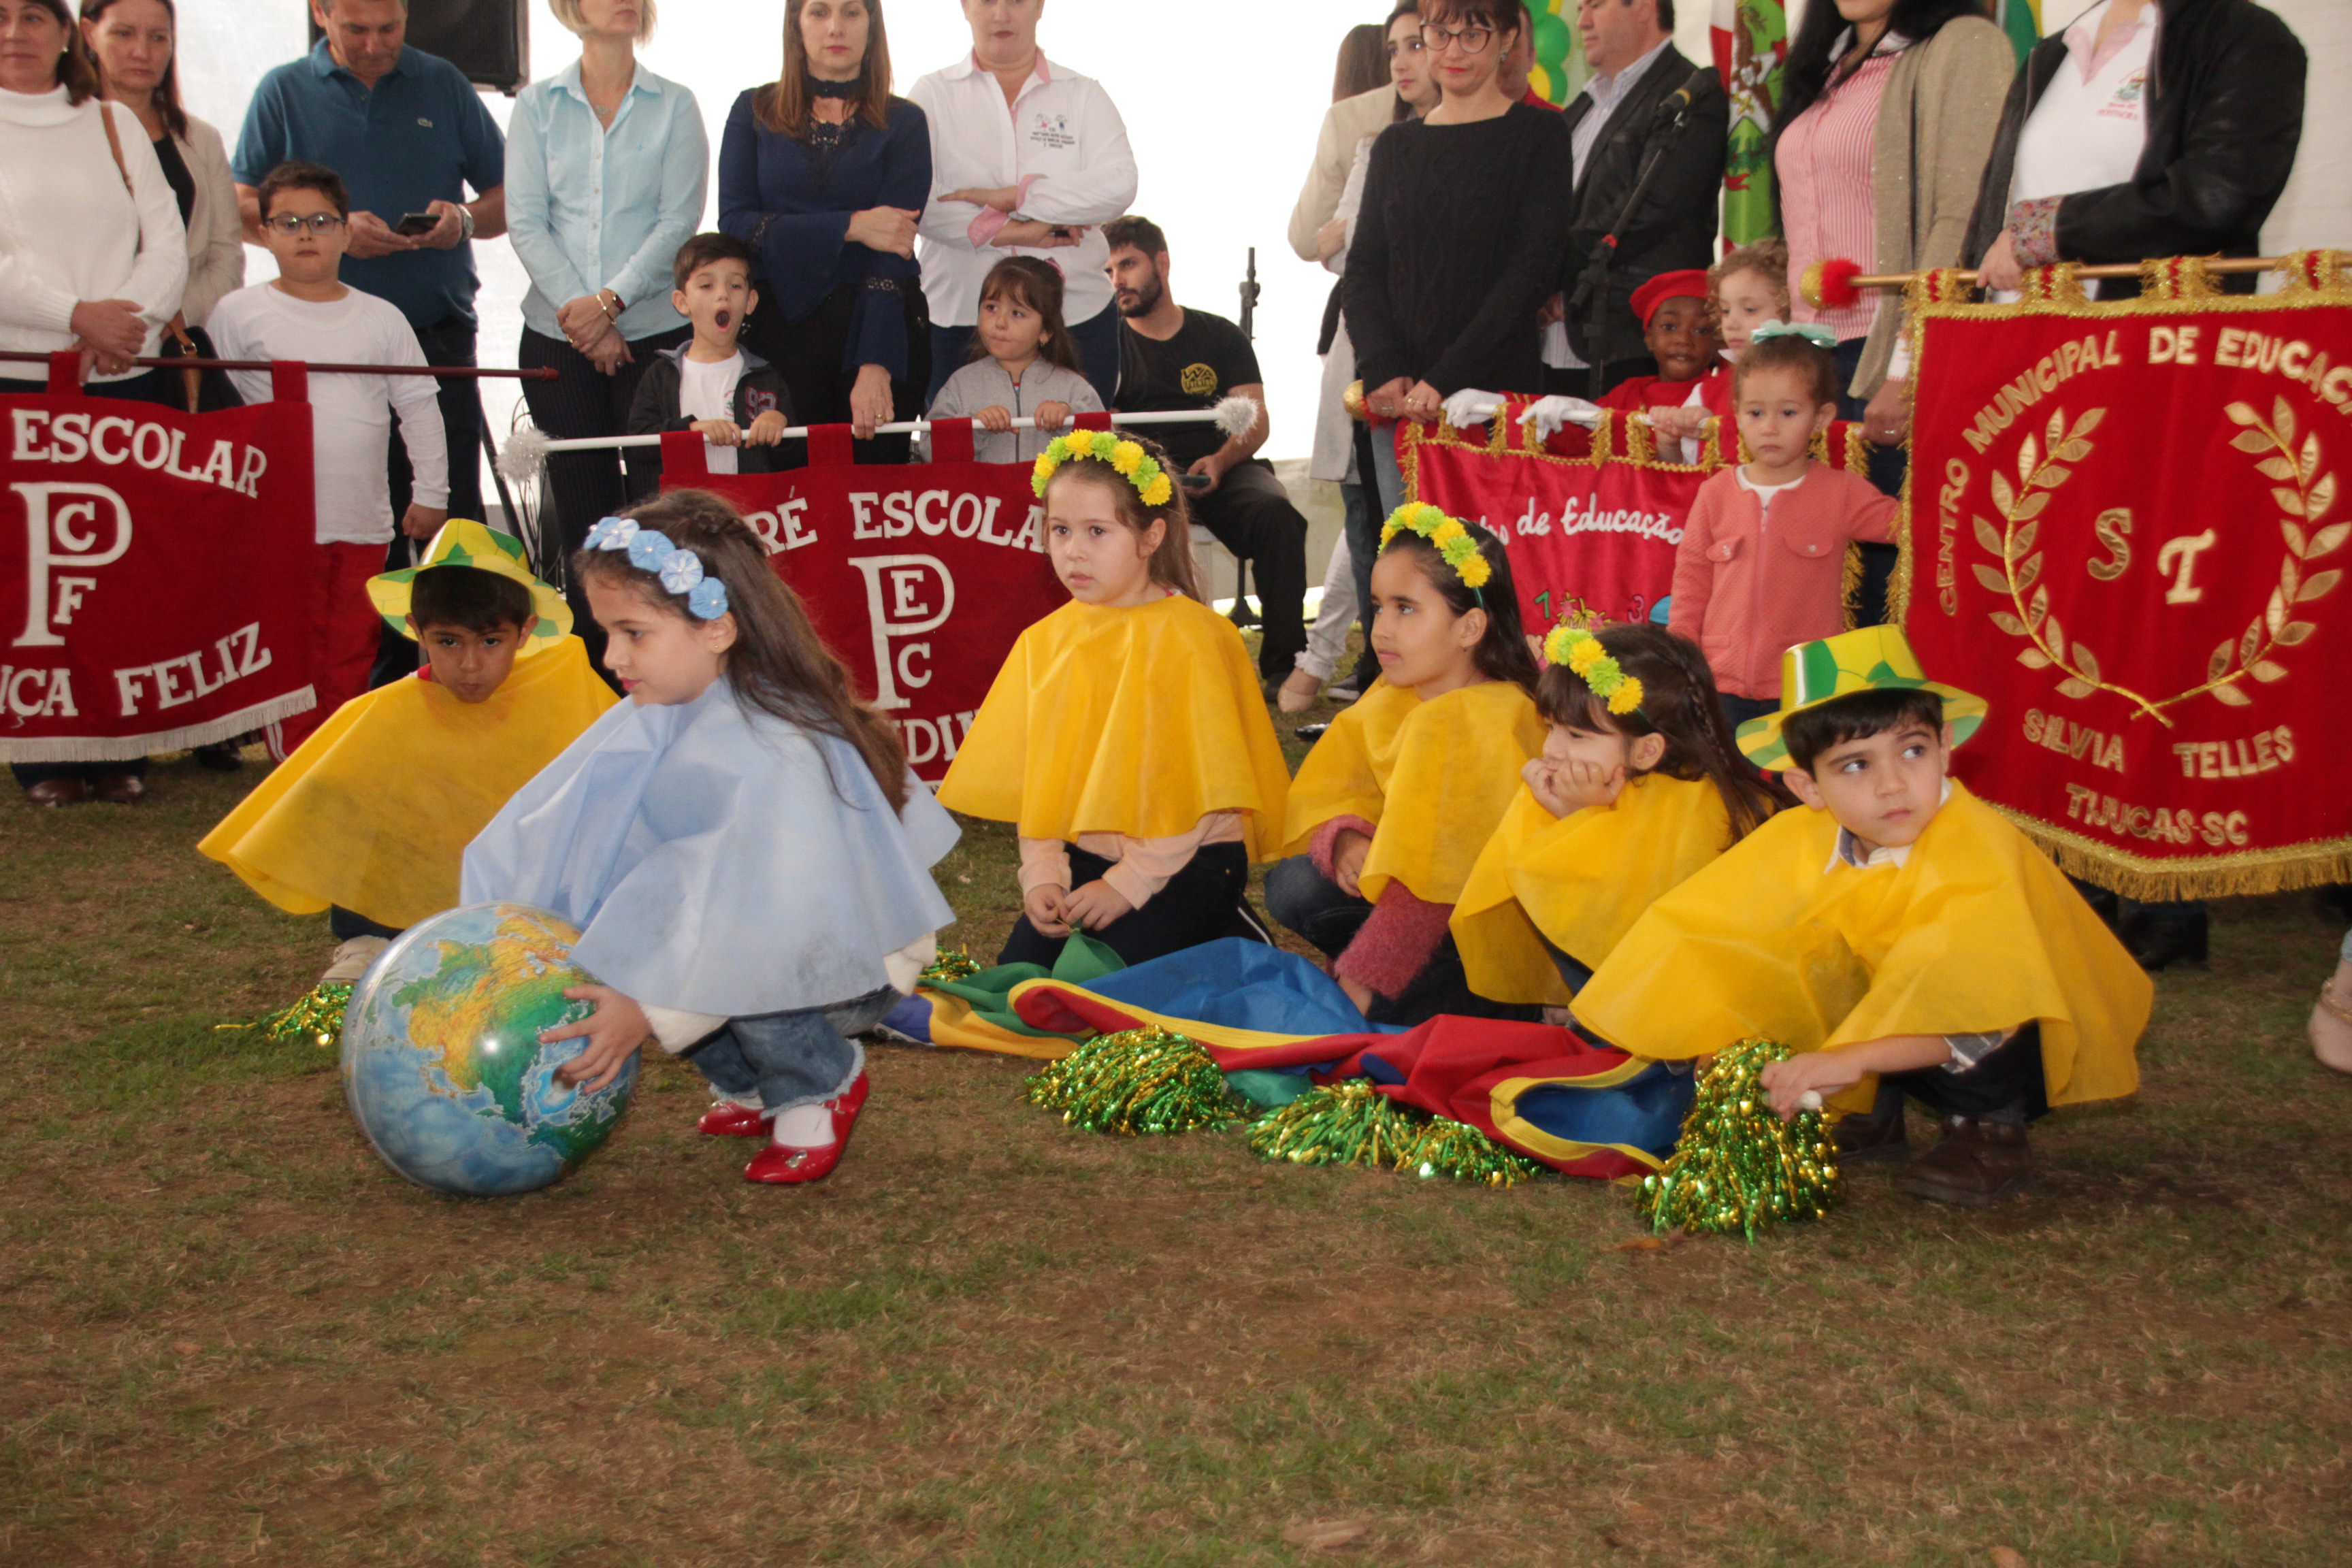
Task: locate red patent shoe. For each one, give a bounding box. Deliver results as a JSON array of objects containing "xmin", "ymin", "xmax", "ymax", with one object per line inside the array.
[
  {"xmin": 697, "ymin": 1100, "xmax": 772, "ymax": 1137},
  {"xmin": 742, "ymin": 1071, "xmax": 870, "ymax": 1186}
]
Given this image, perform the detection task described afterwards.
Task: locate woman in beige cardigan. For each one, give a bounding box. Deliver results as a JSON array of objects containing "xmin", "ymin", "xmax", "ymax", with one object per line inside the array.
[
  {"xmin": 1768, "ymin": 0, "xmax": 2012, "ymax": 449},
  {"xmin": 79, "ymin": 0, "xmax": 242, "ymax": 327}
]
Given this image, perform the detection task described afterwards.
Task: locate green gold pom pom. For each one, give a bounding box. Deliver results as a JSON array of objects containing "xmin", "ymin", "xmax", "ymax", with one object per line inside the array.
[
  {"xmin": 1245, "ymin": 1079, "xmax": 1424, "ymax": 1170},
  {"xmin": 1636, "ymin": 1039, "xmax": 1842, "ymax": 1241},
  {"xmin": 1398, "ymin": 1115, "xmax": 1544, "ymax": 1186},
  {"xmin": 248, "ymin": 981, "xmax": 354, "ymax": 1049},
  {"xmin": 1024, "ymin": 1026, "xmax": 1246, "ymax": 1136},
  {"xmin": 919, "ymin": 947, "xmax": 985, "ymax": 985}
]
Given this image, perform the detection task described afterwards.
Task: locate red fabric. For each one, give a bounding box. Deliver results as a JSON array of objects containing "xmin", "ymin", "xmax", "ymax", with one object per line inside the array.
[
  {"xmin": 1599, "ymin": 372, "xmax": 1708, "ymax": 412},
  {"xmin": 1629, "ymin": 268, "xmax": 1712, "ymax": 330},
  {"xmin": 271, "ymin": 542, "xmax": 385, "ymax": 757},
  {"xmin": 1905, "ymin": 297, "xmax": 2352, "ymax": 893},
  {"xmin": 0, "ymin": 378, "xmax": 318, "ymax": 762},
  {"xmin": 1667, "ymin": 463, "xmax": 1898, "ymax": 698},
  {"xmin": 1333, "ymin": 881, "xmax": 1454, "ymax": 1000},
  {"xmin": 659, "ymin": 438, "xmax": 1066, "ymax": 781}
]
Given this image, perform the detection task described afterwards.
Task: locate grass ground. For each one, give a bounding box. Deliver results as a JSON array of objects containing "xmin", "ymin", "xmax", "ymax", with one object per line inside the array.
[{"xmin": 4, "ymin": 691, "xmax": 2350, "ymax": 1567}]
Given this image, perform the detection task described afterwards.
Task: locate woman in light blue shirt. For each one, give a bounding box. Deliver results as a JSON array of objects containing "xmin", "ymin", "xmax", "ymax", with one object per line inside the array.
[{"xmin": 506, "ymin": 0, "xmax": 706, "ymax": 668}]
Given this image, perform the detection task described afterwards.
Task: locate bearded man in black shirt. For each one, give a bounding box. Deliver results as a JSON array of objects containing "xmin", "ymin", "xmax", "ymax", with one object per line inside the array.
[{"xmin": 1105, "ymin": 215, "xmax": 1310, "ymax": 689}]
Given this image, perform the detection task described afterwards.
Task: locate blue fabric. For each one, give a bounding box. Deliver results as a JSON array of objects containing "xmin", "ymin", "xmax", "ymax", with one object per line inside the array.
[
  {"xmin": 717, "ymin": 92, "xmax": 930, "ymax": 379},
  {"xmin": 1509, "ymin": 1062, "xmax": 1693, "ymax": 1162},
  {"xmin": 233, "ymin": 44, "xmax": 505, "ymax": 329},
  {"xmin": 502, "ymin": 61, "xmax": 707, "ymax": 342},
  {"xmin": 461, "ymin": 679, "xmax": 959, "ymax": 1016},
  {"xmin": 1083, "ymin": 939, "xmax": 1408, "ymax": 1039}
]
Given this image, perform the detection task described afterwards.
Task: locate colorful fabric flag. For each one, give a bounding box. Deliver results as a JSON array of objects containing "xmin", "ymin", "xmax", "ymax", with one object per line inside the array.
[
  {"xmin": 1994, "ymin": 0, "xmax": 2043, "ymax": 66},
  {"xmin": 1712, "ymin": 0, "xmax": 1788, "ymax": 246}
]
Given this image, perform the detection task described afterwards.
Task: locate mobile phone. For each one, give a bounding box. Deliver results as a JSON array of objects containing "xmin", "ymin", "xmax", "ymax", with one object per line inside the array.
[
  {"xmin": 1179, "ymin": 472, "xmax": 1213, "ymax": 491},
  {"xmin": 393, "ymin": 212, "xmax": 440, "ymax": 236}
]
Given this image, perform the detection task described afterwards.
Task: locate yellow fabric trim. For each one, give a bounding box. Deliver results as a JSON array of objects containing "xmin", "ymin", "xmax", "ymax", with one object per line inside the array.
[
  {"xmin": 1280, "ymin": 679, "xmax": 1545, "ymax": 904},
  {"xmin": 1451, "ymin": 775, "xmax": 1737, "ymax": 1006},
  {"xmin": 1000, "ymin": 978, "xmax": 1337, "ymax": 1056},
  {"xmin": 936, "ymin": 595, "xmax": 1292, "ymax": 858},
  {"xmin": 1488, "ymin": 1068, "xmax": 1666, "ymax": 1172},
  {"xmin": 918, "ymin": 992, "xmax": 1077, "ymax": 1060},
  {"xmin": 197, "ymin": 637, "xmax": 616, "ymax": 929},
  {"xmin": 1993, "ymin": 806, "xmax": 2352, "ymax": 902},
  {"xmin": 1571, "ymin": 781, "xmax": 2150, "ymax": 1108}
]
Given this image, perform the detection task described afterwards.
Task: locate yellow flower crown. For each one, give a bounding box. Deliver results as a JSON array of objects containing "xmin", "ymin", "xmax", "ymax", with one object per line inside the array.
[
  {"xmin": 1378, "ymin": 502, "xmax": 1494, "ymax": 591},
  {"xmin": 1032, "ymin": 431, "xmax": 1173, "ymax": 508},
  {"xmin": 1541, "ymin": 625, "xmax": 1646, "ymax": 716}
]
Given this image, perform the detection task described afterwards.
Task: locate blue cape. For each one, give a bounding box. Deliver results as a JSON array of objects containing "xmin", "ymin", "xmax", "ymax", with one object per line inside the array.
[{"xmin": 462, "ymin": 678, "xmax": 959, "ymax": 1017}]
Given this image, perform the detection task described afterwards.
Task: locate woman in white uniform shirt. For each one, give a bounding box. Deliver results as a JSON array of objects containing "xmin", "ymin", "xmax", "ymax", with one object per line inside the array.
[{"xmin": 908, "ymin": 0, "xmax": 1137, "ymax": 406}]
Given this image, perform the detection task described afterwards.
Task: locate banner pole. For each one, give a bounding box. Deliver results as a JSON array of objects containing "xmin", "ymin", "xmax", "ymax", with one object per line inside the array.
[
  {"xmin": 521, "ymin": 404, "xmax": 1257, "ymax": 455},
  {"xmin": 0, "ymin": 350, "xmax": 556, "ymax": 380},
  {"xmin": 1799, "ymin": 250, "xmax": 2347, "ymax": 309}
]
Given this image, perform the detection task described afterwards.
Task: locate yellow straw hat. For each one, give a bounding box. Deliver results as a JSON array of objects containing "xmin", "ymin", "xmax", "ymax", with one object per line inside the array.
[
  {"xmin": 1736, "ymin": 625, "xmax": 1987, "ymax": 770},
  {"xmin": 366, "ymin": 520, "xmax": 572, "ymax": 654}
]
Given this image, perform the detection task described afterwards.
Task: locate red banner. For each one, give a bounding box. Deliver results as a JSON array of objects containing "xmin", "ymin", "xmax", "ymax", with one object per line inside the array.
[
  {"xmin": 1901, "ymin": 256, "xmax": 2352, "ymax": 898},
  {"xmin": 1404, "ymin": 402, "xmax": 1874, "ymax": 630},
  {"xmin": 0, "ymin": 359, "xmax": 318, "ymax": 762},
  {"xmin": 659, "ymin": 422, "xmax": 1066, "ymax": 780}
]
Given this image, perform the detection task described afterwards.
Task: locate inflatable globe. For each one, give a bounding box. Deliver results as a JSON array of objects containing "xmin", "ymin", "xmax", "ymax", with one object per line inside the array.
[{"xmin": 340, "ymin": 902, "xmax": 638, "ymax": 1195}]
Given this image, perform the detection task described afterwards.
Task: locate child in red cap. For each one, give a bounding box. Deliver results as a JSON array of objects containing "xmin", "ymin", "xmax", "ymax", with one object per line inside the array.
[{"xmin": 1599, "ymin": 269, "xmax": 1725, "ymax": 427}]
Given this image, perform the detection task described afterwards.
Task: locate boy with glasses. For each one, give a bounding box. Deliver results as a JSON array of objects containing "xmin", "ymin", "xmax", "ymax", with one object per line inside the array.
[{"xmin": 208, "ymin": 161, "xmax": 448, "ymax": 756}]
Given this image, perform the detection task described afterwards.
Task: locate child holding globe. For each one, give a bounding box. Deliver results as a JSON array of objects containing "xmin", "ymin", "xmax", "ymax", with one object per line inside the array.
[{"xmin": 461, "ymin": 491, "xmax": 960, "ymax": 1185}]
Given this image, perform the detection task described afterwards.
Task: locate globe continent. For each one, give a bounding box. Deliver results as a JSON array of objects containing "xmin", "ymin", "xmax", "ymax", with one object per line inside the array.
[{"xmin": 340, "ymin": 902, "xmax": 639, "ymax": 1196}]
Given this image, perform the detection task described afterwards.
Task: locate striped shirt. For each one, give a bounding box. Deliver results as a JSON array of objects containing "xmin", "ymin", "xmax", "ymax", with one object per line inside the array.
[{"xmin": 1776, "ymin": 34, "xmax": 1906, "ymax": 342}]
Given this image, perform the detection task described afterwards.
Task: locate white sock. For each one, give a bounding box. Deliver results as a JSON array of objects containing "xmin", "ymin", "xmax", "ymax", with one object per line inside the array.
[
  {"xmin": 715, "ymin": 1088, "xmax": 763, "ymax": 1111},
  {"xmin": 770, "ymin": 1103, "xmax": 835, "ymax": 1148}
]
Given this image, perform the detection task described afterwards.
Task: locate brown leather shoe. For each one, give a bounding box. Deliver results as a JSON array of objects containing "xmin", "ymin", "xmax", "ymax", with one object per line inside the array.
[
  {"xmin": 1901, "ymin": 1115, "xmax": 2033, "ymax": 1208},
  {"xmin": 1833, "ymin": 1107, "xmax": 1909, "ymax": 1163},
  {"xmin": 24, "ymin": 777, "xmax": 86, "ymax": 806},
  {"xmin": 91, "ymin": 771, "xmax": 144, "ymax": 804}
]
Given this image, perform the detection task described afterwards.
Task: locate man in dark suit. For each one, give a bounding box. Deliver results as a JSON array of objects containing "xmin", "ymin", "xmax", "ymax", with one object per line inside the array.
[{"xmin": 1545, "ymin": 0, "xmax": 1727, "ymax": 397}]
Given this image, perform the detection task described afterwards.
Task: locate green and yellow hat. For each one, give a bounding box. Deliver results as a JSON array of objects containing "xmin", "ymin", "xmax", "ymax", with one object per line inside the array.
[
  {"xmin": 366, "ymin": 519, "xmax": 572, "ymax": 653},
  {"xmin": 1735, "ymin": 625, "xmax": 1987, "ymax": 770}
]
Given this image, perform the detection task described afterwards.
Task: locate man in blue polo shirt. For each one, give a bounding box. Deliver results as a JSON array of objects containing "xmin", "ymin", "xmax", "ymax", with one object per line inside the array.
[{"xmin": 233, "ymin": 0, "xmax": 505, "ymax": 679}]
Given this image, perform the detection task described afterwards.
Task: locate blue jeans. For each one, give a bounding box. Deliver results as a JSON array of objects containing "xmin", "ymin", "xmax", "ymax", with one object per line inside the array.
[
  {"xmin": 683, "ymin": 987, "xmax": 897, "ymax": 1113},
  {"xmin": 1369, "ymin": 421, "xmax": 1409, "ymax": 517}
]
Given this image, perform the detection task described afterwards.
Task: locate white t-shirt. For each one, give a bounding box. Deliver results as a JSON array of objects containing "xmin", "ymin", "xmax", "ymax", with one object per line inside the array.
[
  {"xmin": 1737, "ymin": 465, "xmax": 1808, "ymax": 521},
  {"xmin": 676, "ymin": 352, "xmax": 745, "ymax": 475},
  {"xmin": 2000, "ymin": 1, "xmax": 2157, "ymax": 301},
  {"xmin": 208, "ymin": 282, "xmax": 448, "ymax": 544}
]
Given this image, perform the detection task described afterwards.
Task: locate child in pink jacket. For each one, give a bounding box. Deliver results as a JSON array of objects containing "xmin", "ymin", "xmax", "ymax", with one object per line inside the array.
[{"xmin": 1668, "ymin": 325, "xmax": 1898, "ymax": 733}]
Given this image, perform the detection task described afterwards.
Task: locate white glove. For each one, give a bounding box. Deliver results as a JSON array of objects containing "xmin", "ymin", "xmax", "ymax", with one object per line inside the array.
[
  {"xmin": 1441, "ymin": 388, "xmax": 1506, "ymax": 429},
  {"xmin": 1518, "ymin": 395, "xmax": 1604, "ymax": 440}
]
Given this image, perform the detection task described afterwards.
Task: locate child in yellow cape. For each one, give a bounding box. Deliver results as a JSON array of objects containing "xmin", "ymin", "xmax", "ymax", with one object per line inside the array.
[
  {"xmin": 1571, "ymin": 625, "xmax": 2153, "ymax": 1209},
  {"xmin": 1265, "ymin": 504, "xmax": 1546, "ymax": 1026},
  {"xmin": 1452, "ymin": 622, "xmax": 1786, "ymax": 1009},
  {"xmin": 937, "ymin": 429, "xmax": 1291, "ymax": 966},
  {"xmin": 199, "ymin": 519, "xmax": 616, "ymax": 984}
]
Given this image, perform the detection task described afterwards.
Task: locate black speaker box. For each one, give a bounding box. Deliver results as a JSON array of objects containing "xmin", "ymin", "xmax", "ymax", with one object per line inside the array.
[{"xmin": 310, "ymin": 0, "xmax": 529, "ymax": 95}]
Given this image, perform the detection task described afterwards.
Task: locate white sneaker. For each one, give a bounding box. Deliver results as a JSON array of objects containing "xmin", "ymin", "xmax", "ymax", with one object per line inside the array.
[{"xmin": 321, "ymin": 936, "xmax": 390, "ymax": 985}]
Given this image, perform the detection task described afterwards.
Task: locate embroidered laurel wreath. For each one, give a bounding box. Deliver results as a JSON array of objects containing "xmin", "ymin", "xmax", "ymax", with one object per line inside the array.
[{"xmin": 1974, "ymin": 399, "xmax": 2339, "ymax": 725}]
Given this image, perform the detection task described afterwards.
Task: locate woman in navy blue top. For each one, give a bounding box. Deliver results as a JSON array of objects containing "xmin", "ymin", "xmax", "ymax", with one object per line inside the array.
[{"xmin": 719, "ymin": 0, "xmax": 930, "ymax": 463}]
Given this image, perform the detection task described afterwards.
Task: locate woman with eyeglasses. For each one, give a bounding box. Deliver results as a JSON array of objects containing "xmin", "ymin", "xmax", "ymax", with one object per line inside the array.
[{"xmin": 1343, "ymin": 0, "xmax": 1573, "ymax": 515}]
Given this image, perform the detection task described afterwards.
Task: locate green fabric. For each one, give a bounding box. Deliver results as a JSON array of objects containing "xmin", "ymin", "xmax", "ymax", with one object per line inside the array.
[
  {"xmin": 921, "ymin": 931, "xmax": 1126, "ymax": 1038},
  {"xmin": 1226, "ymin": 1068, "xmax": 1319, "ymax": 1111}
]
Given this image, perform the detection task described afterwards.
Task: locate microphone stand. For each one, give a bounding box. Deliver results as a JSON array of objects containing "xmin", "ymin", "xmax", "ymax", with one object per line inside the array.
[{"xmin": 1569, "ymin": 84, "xmax": 1701, "ymax": 402}]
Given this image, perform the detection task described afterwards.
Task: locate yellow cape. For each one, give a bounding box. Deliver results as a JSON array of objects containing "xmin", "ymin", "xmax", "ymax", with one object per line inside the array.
[
  {"xmin": 1279, "ymin": 679, "xmax": 1544, "ymax": 904},
  {"xmin": 1572, "ymin": 781, "xmax": 2149, "ymax": 1112},
  {"xmin": 1451, "ymin": 772, "xmax": 1738, "ymax": 1006},
  {"xmin": 936, "ymin": 594, "xmax": 1291, "ymax": 858},
  {"xmin": 198, "ymin": 636, "xmax": 617, "ymax": 929}
]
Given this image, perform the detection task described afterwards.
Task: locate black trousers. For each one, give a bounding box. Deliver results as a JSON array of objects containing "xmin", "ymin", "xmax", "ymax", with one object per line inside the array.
[
  {"xmin": 1343, "ymin": 421, "xmax": 1383, "ymax": 693},
  {"xmin": 330, "ymin": 905, "xmax": 404, "ymax": 943},
  {"xmin": 745, "ymin": 280, "xmax": 927, "ymax": 467},
  {"xmin": 1262, "ymin": 853, "xmax": 1538, "ymax": 1028},
  {"xmin": 997, "ymin": 841, "xmax": 1255, "ymax": 969},
  {"xmin": 1873, "ymin": 1024, "xmax": 2050, "ymax": 1126},
  {"xmin": 1193, "ymin": 461, "xmax": 1309, "ymax": 681},
  {"xmin": 518, "ymin": 323, "xmax": 689, "ymax": 678},
  {"xmin": 372, "ymin": 317, "xmax": 487, "ymax": 689}
]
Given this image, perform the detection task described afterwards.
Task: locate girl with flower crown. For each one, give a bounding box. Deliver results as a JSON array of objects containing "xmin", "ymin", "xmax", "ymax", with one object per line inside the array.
[
  {"xmin": 1452, "ymin": 623, "xmax": 1788, "ymax": 1011},
  {"xmin": 938, "ymin": 431, "xmax": 1292, "ymax": 966},
  {"xmin": 1266, "ymin": 505, "xmax": 1544, "ymax": 1026},
  {"xmin": 461, "ymin": 490, "xmax": 960, "ymax": 1186}
]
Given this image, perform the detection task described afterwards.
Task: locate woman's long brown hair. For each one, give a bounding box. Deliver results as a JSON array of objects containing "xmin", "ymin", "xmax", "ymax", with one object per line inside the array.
[
  {"xmin": 1535, "ymin": 622, "xmax": 1790, "ymax": 842},
  {"xmin": 755, "ymin": 0, "xmax": 894, "ymax": 137},
  {"xmin": 579, "ymin": 490, "xmax": 911, "ymax": 813}
]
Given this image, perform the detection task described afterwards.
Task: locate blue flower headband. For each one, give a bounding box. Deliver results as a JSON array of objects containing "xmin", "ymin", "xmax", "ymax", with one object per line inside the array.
[
  {"xmin": 585, "ymin": 516, "xmax": 730, "ymax": 621},
  {"xmin": 1749, "ymin": 319, "xmax": 1840, "ymax": 349}
]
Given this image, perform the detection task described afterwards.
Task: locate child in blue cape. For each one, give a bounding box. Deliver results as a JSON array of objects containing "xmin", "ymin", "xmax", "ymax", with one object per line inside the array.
[{"xmin": 461, "ymin": 490, "xmax": 960, "ymax": 1185}]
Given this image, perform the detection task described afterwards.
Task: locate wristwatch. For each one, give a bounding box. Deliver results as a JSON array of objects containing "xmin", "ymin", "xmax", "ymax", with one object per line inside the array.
[{"xmin": 458, "ymin": 205, "xmax": 476, "ymax": 242}]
